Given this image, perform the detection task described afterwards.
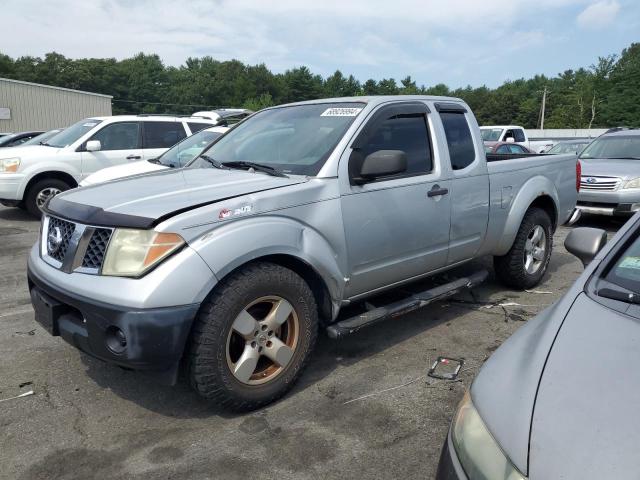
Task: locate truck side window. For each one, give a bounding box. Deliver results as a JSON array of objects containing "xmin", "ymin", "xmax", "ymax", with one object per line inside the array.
[
  {"xmin": 514, "ymin": 129, "xmax": 526, "ymax": 142},
  {"xmin": 440, "ymin": 112, "xmax": 475, "ymax": 170},
  {"xmin": 143, "ymin": 122, "xmax": 187, "ymax": 149},
  {"xmin": 353, "ymin": 114, "xmax": 432, "ymax": 179},
  {"xmin": 89, "ymin": 122, "xmax": 141, "ymax": 151}
]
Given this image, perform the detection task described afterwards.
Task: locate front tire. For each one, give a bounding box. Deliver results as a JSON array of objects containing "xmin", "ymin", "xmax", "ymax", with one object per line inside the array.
[
  {"xmin": 494, "ymin": 207, "xmax": 553, "ymax": 289},
  {"xmin": 188, "ymin": 262, "xmax": 318, "ymax": 411},
  {"xmin": 25, "ymin": 178, "xmax": 71, "ymax": 218}
]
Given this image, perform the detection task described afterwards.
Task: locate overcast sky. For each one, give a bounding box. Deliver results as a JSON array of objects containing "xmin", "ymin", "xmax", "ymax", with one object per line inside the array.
[{"xmin": 3, "ymin": 0, "xmax": 638, "ymax": 88}]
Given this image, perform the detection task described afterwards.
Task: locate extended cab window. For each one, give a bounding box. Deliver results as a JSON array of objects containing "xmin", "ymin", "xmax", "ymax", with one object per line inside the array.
[
  {"xmin": 89, "ymin": 122, "xmax": 140, "ymax": 151},
  {"xmin": 440, "ymin": 112, "xmax": 475, "ymax": 170},
  {"xmin": 143, "ymin": 122, "xmax": 187, "ymax": 149},
  {"xmin": 351, "ymin": 113, "xmax": 432, "ymax": 179}
]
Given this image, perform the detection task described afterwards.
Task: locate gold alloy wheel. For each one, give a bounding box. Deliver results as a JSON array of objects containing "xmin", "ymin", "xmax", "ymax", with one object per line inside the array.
[{"xmin": 226, "ymin": 296, "xmax": 299, "ymax": 385}]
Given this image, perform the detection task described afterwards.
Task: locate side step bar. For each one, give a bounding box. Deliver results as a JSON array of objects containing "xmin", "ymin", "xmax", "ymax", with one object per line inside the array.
[{"xmin": 326, "ymin": 270, "xmax": 488, "ymax": 339}]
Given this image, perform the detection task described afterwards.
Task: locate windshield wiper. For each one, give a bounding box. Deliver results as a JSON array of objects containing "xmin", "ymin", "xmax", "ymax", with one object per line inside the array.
[
  {"xmin": 222, "ymin": 161, "xmax": 288, "ymax": 178},
  {"xmin": 40, "ymin": 142, "xmax": 55, "ymax": 147},
  {"xmin": 199, "ymin": 154, "xmax": 230, "ymax": 170},
  {"xmin": 612, "ymin": 157, "xmax": 640, "ymax": 160},
  {"xmin": 597, "ymin": 286, "xmax": 640, "ymax": 304}
]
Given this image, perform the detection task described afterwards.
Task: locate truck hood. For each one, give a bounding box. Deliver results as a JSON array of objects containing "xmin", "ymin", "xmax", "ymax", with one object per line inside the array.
[
  {"xmin": 80, "ymin": 160, "xmax": 167, "ymax": 186},
  {"xmin": 48, "ymin": 167, "xmax": 308, "ymax": 228},
  {"xmin": 579, "ymin": 157, "xmax": 640, "ymax": 180},
  {"xmin": 529, "ymin": 293, "xmax": 640, "ymax": 479}
]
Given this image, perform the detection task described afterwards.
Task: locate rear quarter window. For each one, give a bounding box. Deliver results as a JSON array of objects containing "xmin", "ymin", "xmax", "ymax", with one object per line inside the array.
[{"xmin": 440, "ymin": 112, "xmax": 476, "ymax": 170}]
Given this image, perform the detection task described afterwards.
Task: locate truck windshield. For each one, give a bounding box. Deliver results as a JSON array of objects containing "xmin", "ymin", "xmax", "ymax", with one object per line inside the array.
[
  {"xmin": 481, "ymin": 128, "xmax": 502, "ymax": 141},
  {"xmin": 158, "ymin": 129, "xmax": 223, "ymax": 168},
  {"xmin": 580, "ymin": 135, "xmax": 640, "ymax": 159},
  {"xmin": 189, "ymin": 102, "xmax": 365, "ymax": 176},
  {"xmin": 44, "ymin": 119, "xmax": 103, "ymax": 148}
]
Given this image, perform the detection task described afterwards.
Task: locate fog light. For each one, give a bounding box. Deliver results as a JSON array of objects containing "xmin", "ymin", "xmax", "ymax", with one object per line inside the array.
[{"xmin": 105, "ymin": 326, "xmax": 127, "ymax": 354}]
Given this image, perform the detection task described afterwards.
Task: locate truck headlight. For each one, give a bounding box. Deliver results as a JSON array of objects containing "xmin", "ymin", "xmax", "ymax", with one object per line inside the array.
[
  {"xmin": 623, "ymin": 178, "xmax": 640, "ymax": 189},
  {"xmin": 452, "ymin": 391, "xmax": 526, "ymax": 480},
  {"xmin": 0, "ymin": 158, "xmax": 20, "ymax": 173},
  {"xmin": 102, "ymin": 229, "xmax": 185, "ymax": 277}
]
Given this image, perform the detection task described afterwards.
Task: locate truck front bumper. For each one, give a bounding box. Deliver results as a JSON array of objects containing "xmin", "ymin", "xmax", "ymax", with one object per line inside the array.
[{"xmin": 27, "ymin": 263, "xmax": 200, "ymax": 385}]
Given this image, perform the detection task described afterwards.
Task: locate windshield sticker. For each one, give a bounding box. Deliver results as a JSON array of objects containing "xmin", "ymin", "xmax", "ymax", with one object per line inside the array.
[
  {"xmin": 619, "ymin": 256, "xmax": 640, "ymax": 269},
  {"xmin": 320, "ymin": 107, "xmax": 363, "ymax": 117},
  {"xmin": 218, "ymin": 205, "xmax": 253, "ymax": 220},
  {"xmin": 82, "ymin": 122, "xmax": 98, "ymax": 128}
]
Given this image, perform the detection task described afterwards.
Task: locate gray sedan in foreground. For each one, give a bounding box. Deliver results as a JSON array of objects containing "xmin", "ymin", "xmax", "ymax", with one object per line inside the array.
[{"xmin": 438, "ymin": 215, "xmax": 640, "ymax": 479}]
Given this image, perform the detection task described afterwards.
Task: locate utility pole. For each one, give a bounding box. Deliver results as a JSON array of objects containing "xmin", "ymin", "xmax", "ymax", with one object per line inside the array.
[{"xmin": 540, "ymin": 86, "xmax": 547, "ymax": 130}]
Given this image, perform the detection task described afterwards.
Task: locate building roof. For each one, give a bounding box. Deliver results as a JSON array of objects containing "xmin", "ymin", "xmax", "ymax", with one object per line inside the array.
[{"xmin": 0, "ymin": 77, "xmax": 113, "ymax": 99}]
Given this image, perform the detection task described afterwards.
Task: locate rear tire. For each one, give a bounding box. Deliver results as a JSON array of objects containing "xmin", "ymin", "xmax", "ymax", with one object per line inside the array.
[
  {"xmin": 188, "ymin": 262, "xmax": 318, "ymax": 412},
  {"xmin": 25, "ymin": 178, "xmax": 71, "ymax": 218},
  {"xmin": 494, "ymin": 207, "xmax": 553, "ymax": 289}
]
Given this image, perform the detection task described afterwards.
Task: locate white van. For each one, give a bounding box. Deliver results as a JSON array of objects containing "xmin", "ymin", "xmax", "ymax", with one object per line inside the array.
[{"xmin": 0, "ymin": 115, "xmax": 216, "ymax": 216}]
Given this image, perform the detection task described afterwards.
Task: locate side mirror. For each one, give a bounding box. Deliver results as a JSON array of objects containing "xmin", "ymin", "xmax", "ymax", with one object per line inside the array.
[
  {"xmin": 356, "ymin": 150, "xmax": 407, "ymax": 183},
  {"xmin": 505, "ymin": 137, "xmax": 515, "ymax": 143},
  {"xmin": 564, "ymin": 227, "xmax": 608, "ymax": 267},
  {"xmin": 86, "ymin": 140, "xmax": 101, "ymax": 152}
]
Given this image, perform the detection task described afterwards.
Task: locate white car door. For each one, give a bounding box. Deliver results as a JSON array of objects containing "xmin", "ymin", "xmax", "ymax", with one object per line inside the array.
[
  {"xmin": 141, "ymin": 121, "xmax": 188, "ymax": 160},
  {"xmin": 80, "ymin": 121, "xmax": 143, "ymax": 178}
]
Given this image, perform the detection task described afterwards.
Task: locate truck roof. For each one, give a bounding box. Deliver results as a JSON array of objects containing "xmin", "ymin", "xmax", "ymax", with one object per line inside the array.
[
  {"xmin": 276, "ymin": 95, "xmax": 468, "ymax": 108},
  {"xmin": 481, "ymin": 125, "xmax": 524, "ymax": 130}
]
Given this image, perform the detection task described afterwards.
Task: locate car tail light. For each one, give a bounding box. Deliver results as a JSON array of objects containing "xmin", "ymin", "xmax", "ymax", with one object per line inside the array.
[{"xmin": 576, "ymin": 160, "xmax": 581, "ymax": 192}]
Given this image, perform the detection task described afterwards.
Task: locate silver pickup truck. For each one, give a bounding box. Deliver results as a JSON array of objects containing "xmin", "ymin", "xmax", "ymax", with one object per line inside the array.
[{"xmin": 27, "ymin": 96, "xmax": 579, "ymax": 410}]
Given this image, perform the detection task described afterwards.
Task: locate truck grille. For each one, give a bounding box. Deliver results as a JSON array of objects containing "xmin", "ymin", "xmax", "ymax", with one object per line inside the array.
[
  {"xmin": 81, "ymin": 228, "xmax": 112, "ymax": 269},
  {"xmin": 580, "ymin": 176, "xmax": 621, "ymax": 191},
  {"xmin": 42, "ymin": 215, "xmax": 113, "ymax": 273},
  {"xmin": 46, "ymin": 216, "xmax": 75, "ymax": 262}
]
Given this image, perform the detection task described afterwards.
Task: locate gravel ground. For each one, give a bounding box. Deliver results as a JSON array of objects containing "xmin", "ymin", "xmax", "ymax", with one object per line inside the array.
[{"xmin": 0, "ymin": 205, "xmax": 625, "ymax": 480}]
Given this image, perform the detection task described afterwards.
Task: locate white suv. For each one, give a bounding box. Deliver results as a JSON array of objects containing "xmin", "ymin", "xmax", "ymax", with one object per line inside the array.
[{"xmin": 0, "ymin": 115, "xmax": 217, "ymax": 216}]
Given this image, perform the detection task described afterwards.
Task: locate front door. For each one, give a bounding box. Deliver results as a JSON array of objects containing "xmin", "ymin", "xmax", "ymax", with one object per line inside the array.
[
  {"xmin": 80, "ymin": 121, "xmax": 143, "ymax": 178},
  {"xmin": 341, "ymin": 103, "xmax": 451, "ymax": 298}
]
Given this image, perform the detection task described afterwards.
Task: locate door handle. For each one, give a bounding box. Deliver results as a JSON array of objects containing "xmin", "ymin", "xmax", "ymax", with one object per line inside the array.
[
  {"xmin": 427, "ymin": 185, "xmax": 449, "ymax": 198},
  {"xmin": 126, "ymin": 155, "xmax": 141, "ymax": 160}
]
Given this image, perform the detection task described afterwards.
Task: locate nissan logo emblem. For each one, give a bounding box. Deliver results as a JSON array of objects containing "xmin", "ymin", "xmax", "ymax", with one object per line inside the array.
[{"xmin": 47, "ymin": 226, "xmax": 63, "ymax": 253}]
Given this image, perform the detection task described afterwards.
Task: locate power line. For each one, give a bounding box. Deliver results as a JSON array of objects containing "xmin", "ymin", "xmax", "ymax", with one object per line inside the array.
[{"xmin": 111, "ymin": 98, "xmax": 230, "ymax": 108}]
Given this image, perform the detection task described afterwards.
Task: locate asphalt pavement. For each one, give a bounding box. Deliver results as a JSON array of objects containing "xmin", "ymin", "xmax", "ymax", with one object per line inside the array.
[{"xmin": 0, "ymin": 205, "xmax": 625, "ymax": 480}]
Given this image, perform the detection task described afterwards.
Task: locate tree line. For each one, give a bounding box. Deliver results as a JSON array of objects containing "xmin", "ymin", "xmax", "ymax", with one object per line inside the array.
[{"xmin": 1, "ymin": 43, "xmax": 639, "ymax": 128}]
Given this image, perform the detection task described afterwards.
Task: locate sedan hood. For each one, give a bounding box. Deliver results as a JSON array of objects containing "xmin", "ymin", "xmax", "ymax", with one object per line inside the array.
[
  {"xmin": 48, "ymin": 167, "xmax": 308, "ymax": 228},
  {"xmin": 580, "ymin": 157, "xmax": 640, "ymax": 180},
  {"xmin": 529, "ymin": 293, "xmax": 640, "ymax": 479},
  {"xmin": 80, "ymin": 160, "xmax": 167, "ymax": 186}
]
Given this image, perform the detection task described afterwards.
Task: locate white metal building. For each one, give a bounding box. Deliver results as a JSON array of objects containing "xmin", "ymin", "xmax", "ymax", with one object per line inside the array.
[{"xmin": 0, "ymin": 78, "xmax": 112, "ymax": 133}]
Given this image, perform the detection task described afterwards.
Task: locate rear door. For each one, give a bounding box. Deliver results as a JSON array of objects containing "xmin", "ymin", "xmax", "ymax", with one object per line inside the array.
[
  {"xmin": 436, "ymin": 103, "xmax": 490, "ymax": 264},
  {"xmin": 340, "ymin": 102, "xmax": 452, "ymax": 297},
  {"xmin": 80, "ymin": 121, "xmax": 143, "ymax": 177},
  {"xmin": 142, "ymin": 121, "xmax": 187, "ymax": 160}
]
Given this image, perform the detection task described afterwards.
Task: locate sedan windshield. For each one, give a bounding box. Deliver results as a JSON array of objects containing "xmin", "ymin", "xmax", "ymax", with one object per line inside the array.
[
  {"xmin": 44, "ymin": 119, "xmax": 102, "ymax": 148},
  {"xmin": 189, "ymin": 102, "xmax": 366, "ymax": 176},
  {"xmin": 158, "ymin": 129, "xmax": 224, "ymax": 168},
  {"xmin": 481, "ymin": 128, "xmax": 502, "ymax": 141},
  {"xmin": 580, "ymin": 135, "xmax": 640, "ymax": 159},
  {"xmin": 22, "ymin": 129, "xmax": 63, "ymax": 146},
  {"xmin": 603, "ymin": 233, "xmax": 640, "ymax": 294}
]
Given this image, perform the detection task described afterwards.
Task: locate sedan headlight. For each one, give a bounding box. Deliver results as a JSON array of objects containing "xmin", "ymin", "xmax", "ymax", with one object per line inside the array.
[
  {"xmin": 623, "ymin": 177, "xmax": 640, "ymax": 189},
  {"xmin": 0, "ymin": 157, "xmax": 20, "ymax": 173},
  {"xmin": 452, "ymin": 391, "xmax": 526, "ymax": 480},
  {"xmin": 102, "ymin": 229, "xmax": 185, "ymax": 277}
]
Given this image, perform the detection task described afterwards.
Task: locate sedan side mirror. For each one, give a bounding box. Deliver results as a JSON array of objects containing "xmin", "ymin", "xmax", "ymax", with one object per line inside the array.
[
  {"xmin": 565, "ymin": 227, "xmax": 608, "ymax": 267},
  {"xmin": 86, "ymin": 140, "xmax": 101, "ymax": 152},
  {"xmin": 355, "ymin": 150, "xmax": 407, "ymax": 184}
]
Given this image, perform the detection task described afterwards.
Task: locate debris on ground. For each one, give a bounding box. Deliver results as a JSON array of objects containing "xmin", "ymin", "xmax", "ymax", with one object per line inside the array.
[
  {"xmin": 525, "ymin": 289, "xmax": 553, "ymax": 295},
  {"xmin": 14, "ymin": 329, "xmax": 36, "ymax": 336},
  {"xmin": 428, "ymin": 357, "xmax": 464, "ymax": 380},
  {"xmin": 0, "ymin": 390, "xmax": 34, "ymax": 403}
]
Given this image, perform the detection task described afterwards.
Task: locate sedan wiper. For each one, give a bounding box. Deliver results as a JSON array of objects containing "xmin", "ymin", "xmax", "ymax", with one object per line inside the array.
[
  {"xmin": 199, "ymin": 154, "xmax": 230, "ymax": 170},
  {"xmin": 222, "ymin": 161, "xmax": 288, "ymax": 178},
  {"xmin": 597, "ymin": 287, "xmax": 640, "ymax": 304}
]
